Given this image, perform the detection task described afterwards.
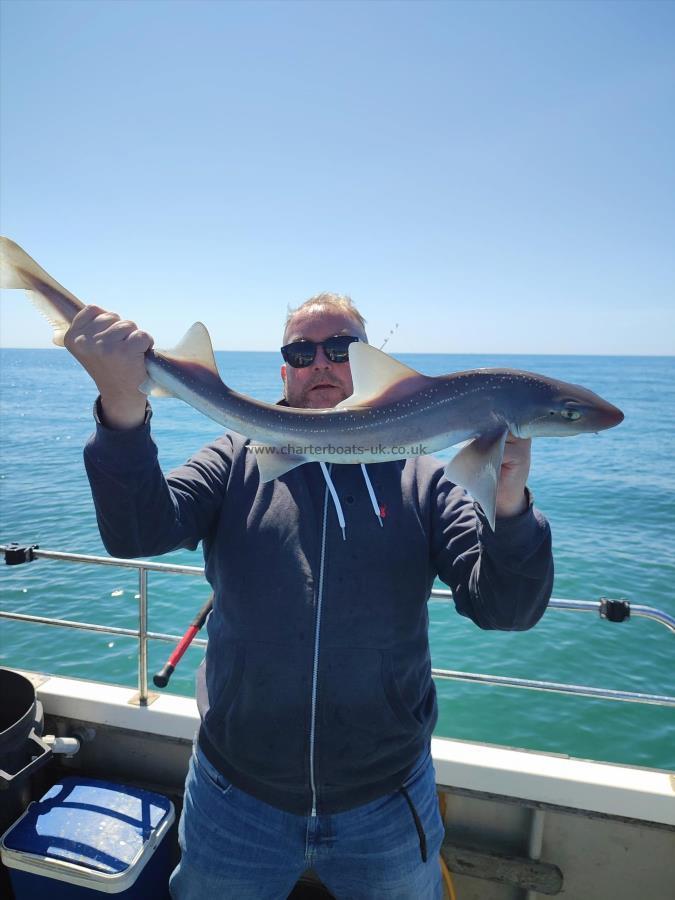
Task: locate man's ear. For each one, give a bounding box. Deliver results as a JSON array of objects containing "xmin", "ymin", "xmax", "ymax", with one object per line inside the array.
[{"xmin": 280, "ymin": 364, "xmax": 287, "ymax": 384}]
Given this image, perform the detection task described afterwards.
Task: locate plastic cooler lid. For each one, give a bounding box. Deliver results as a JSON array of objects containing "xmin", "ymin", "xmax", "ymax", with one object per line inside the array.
[{"xmin": 1, "ymin": 776, "xmax": 174, "ymax": 885}]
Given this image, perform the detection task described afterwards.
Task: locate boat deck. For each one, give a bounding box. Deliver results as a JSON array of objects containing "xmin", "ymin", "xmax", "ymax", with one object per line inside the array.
[{"xmin": 3, "ymin": 670, "xmax": 672, "ymax": 900}]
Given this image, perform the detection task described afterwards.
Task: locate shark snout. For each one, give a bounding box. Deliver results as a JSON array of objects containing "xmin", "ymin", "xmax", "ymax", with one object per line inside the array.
[
  {"xmin": 609, "ymin": 403, "xmax": 624, "ymax": 426},
  {"xmin": 592, "ymin": 398, "xmax": 624, "ymax": 431}
]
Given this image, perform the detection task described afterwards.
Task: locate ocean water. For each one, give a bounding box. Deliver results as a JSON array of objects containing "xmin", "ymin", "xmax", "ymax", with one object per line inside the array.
[{"xmin": 1, "ymin": 349, "xmax": 674, "ymax": 771}]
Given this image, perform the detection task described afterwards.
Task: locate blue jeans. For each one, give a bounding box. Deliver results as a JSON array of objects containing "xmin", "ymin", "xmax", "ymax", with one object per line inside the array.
[{"xmin": 169, "ymin": 744, "xmax": 444, "ymax": 899}]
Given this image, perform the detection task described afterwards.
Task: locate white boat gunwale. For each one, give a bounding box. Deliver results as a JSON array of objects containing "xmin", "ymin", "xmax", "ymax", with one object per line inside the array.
[{"xmin": 19, "ymin": 669, "xmax": 675, "ymax": 830}]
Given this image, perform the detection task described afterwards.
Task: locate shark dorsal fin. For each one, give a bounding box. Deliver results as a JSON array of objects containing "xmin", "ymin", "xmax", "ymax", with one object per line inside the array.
[
  {"xmin": 336, "ymin": 342, "xmax": 427, "ymax": 409},
  {"xmin": 160, "ymin": 322, "xmax": 219, "ymax": 372},
  {"xmin": 141, "ymin": 322, "xmax": 220, "ymax": 397}
]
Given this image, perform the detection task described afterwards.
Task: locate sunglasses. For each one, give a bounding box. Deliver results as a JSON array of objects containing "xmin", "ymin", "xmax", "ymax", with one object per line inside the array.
[{"xmin": 281, "ymin": 335, "xmax": 360, "ymax": 368}]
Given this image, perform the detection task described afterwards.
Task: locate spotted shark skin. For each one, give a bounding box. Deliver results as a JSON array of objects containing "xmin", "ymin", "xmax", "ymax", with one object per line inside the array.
[{"xmin": 0, "ymin": 236, "xmax": 624, "ymax": 527}]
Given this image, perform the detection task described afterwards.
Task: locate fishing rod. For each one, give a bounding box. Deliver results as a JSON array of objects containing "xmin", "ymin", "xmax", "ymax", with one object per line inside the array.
[
  {"xmin": 153, "ymin": 593, "xmax": 214, "ymax": 688},
  {"xmin": 378, "ymin": 322, "xmax": 399, "ymax": 351}
]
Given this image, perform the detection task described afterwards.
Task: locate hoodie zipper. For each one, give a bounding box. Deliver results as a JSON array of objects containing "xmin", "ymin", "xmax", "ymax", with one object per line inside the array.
[{"xmin": 308, "ymin": 478, "xmax": 330, "ymax": 817}]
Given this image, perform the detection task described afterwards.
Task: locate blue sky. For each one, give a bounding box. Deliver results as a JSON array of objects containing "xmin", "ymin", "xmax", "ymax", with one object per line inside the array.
[{"xmin": 1, "ymin": 0, "xmax": 673, "ymax": 354}]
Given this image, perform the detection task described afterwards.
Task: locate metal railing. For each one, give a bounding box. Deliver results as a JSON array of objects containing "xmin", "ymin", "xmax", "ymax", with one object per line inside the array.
[{"xmin": 1, "ymin": 545, "xmax": 674, "ymax": 707}]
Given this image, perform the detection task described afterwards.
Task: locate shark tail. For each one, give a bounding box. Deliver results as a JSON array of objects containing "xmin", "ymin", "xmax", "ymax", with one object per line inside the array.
[{"xmin": 0, "ymin": 236, "xmax": 85, "ymax": 346}]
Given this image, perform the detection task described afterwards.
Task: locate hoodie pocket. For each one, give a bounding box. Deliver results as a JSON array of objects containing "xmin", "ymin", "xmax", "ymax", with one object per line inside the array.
[
  {"xmin": 205, "ymin": 641, "xmax": 245, "ymax": 720},
  {"xmin": 319, "ymin": 646, "xmax": 422, "ymax": 787},
  {"xmin": 381, "ymin": 649, "xmax": 426, "ymax": 731},
  {"xmin": 205, "ymin": 641, "xmax": 308, "ymax": 788}
]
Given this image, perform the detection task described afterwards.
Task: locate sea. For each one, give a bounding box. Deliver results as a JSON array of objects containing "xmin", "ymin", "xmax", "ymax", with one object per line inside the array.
[{"xmin": 1, "ymin": 349, "xmax": 674, "ymax": 771}]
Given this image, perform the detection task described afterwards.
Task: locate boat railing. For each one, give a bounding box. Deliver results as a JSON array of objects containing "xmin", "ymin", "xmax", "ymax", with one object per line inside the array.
[{"xmin": 2, "ymin": 544, "xmax": 674, "ymax": 708}]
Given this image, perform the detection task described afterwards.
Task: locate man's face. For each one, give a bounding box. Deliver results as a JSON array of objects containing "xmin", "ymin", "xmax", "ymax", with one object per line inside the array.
[{"xmin": 281, "ymin": 309, "xmax": 366, "ymax": 409}]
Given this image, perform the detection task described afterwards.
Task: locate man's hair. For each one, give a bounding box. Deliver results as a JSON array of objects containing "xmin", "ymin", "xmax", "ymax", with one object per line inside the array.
[{"xmin": 283, "ymin": 292, "xmax": 368, "ymax": 343}]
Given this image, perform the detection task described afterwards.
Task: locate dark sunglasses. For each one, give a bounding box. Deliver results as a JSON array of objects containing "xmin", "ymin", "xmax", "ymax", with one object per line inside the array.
[{"xmin": 281, "ymin": 335, "xmax": 360, "ymax": 368}]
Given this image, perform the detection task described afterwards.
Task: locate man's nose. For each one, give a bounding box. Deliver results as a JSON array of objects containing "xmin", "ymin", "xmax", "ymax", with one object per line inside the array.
[{"xmin": 313, "ymin": 345, "xmax": 333, "ymax": 367}]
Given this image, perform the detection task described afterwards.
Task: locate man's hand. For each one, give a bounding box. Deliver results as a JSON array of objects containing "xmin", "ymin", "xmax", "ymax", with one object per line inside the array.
[
  {"xmin": 64, "ymin": 305, "xmax": 153, "ymax": 430},
  {"xmin": 496, "ymin": 435, "xmax": 531, "ymax": 518}
]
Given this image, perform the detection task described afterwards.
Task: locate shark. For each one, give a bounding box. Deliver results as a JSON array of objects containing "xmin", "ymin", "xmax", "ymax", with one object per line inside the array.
[{"xmin": 0, "ymin": 236, "xmax": 624, "ymax": 528}]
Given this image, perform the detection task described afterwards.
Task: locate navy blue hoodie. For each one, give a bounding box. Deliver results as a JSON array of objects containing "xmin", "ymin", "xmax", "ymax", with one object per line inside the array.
[{"xmin": 84, "ymin": 409, "xmax": 553, "ymax": 815}]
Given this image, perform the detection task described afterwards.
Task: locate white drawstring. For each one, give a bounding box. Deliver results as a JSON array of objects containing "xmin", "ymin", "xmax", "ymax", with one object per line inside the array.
[
  {"xmin": 360, "ymin": 464, "xmax": 384, "ymax": 527},
  {"xmin": 319, "ymin": 462, "xmax": 384, "ymax": 538},
  {"xmin": 319, "ymin": 462, "xmax": 346, "ymax": 541}
]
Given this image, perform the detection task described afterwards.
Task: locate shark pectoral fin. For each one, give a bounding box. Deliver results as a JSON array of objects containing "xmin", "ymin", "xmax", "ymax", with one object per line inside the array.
[
  {"xmin": 250, "ymin": 444, "xmax": 308, "ymax": 482},
  {"xmin": 336, "ymin": 342, "xmax": 430, "ymax": 409},
  {"xmin": 444, "ymin": 427, "xmax": 509, "ymax": 531}
]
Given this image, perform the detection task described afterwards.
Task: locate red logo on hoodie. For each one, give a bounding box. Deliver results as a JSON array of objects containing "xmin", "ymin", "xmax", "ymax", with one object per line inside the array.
[{"xmin": 379, "ymin": 504, "xmax": 388, "ymax": 519}]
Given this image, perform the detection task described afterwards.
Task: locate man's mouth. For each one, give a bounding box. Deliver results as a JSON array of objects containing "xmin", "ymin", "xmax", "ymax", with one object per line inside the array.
[{"xmin": 310, "ymin": 383, "xmax": 339, "ymax": 391}]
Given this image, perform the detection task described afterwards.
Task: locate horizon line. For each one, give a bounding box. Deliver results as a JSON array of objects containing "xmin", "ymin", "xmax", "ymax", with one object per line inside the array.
[{"xmin": 0, "ymin": 346, "xmax": 673, "ymax": 359}]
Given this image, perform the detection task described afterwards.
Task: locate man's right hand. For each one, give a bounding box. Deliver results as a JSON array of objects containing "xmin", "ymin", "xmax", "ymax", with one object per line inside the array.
[{"xmin": 64, "ymin": 305, "xmax": 153, "ymax": 430}]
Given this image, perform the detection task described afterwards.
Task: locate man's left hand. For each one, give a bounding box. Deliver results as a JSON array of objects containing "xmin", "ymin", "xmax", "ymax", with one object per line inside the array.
[{"xmin": 496, "ymin": 435, "xmax": 531, "ymax": 518}]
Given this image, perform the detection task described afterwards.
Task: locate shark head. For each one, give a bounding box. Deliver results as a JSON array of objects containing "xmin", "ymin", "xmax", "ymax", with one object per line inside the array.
[{"xmin": 512, "ymin": 375, "xmax": 624, "ymax": 438}]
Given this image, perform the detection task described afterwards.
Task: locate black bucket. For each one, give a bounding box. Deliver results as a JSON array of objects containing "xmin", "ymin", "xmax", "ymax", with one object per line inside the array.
[
  {"xmin": 0, "ymin": 668, "xmax": 52, "ymax": 790},
  {"xmin": 0, "ymin": 670, "xmax": 53, "ymax": 900}
]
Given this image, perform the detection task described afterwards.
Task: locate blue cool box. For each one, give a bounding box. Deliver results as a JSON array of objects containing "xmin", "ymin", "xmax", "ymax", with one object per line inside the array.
[{"xmin": 0, "ymin": 776, "xmax": 175, "ymax": 897}]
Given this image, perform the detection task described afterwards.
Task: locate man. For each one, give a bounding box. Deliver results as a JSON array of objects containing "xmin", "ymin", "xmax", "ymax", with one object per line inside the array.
[{"xmin": 66, "ymin": 293, "xmax": 553, "ymax": 899}]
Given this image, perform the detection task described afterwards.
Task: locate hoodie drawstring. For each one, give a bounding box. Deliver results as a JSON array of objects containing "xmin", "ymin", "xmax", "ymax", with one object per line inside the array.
[
  {"xmin": 360, "ymin": 464, "xmax": 384, "ymax": 528},
  {"xmin": 319, "ymin": 462, "xmax": 346, "ymax": 541},
  {"xmin": 318, "ymin": 463, "xmax": 383, "ymax": 539}
]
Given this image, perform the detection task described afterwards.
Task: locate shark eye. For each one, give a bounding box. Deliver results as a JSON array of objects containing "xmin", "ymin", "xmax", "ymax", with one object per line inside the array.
[{"xmin": 561, "ymin": 408, "xmax": 581, "ymax": 420}]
